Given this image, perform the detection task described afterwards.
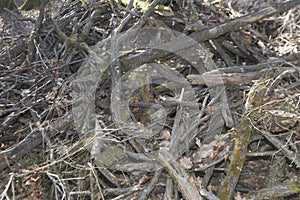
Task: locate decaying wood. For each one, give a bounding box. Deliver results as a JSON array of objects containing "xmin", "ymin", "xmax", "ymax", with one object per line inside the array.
[
  {"xmin": 217, "ymin": 80, "xmax": 268, "ymax": 200},
  {"xmin": 0, "ymin": 0, "xmax": 299, "ymax": 199},
  {"xmin": 157, "ymin": 148, "xmax": 203, "ymax": 200}
]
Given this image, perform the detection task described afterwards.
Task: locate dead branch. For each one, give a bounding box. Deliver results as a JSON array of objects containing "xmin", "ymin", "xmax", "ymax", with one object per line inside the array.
[
  {"xmin": 157, "ymin": 148, "xmax": 203, "ymax": 200},
  {"xmin": 217, "ymin": 80, "xmax": 268, "ymax": 200},
  {"xmin": 245, "ymin": 179, "xmax": 300, "ymax": 199},
  {"xmin": 190, "ymin": 0, "xmax": 300, "ymax": 42},
  {"xmin": 121, "ymin": 1, "xmax": 300, "ymax": 71},
  {"xmin": 27, "ymin": 0, "xmax": 50, "ymax": 62},
  {"xmin": 0, "ymin": 113, "xmax": 73, "ymax": 171},
  {"xmin": 187, "ymin": 57, "xmax": 300, "ymax": 86}
]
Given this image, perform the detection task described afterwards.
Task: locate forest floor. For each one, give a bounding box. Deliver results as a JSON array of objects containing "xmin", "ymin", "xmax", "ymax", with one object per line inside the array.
[{"xmin": 0, "ymin": 0, "xmax": 299, "ymax": 199}]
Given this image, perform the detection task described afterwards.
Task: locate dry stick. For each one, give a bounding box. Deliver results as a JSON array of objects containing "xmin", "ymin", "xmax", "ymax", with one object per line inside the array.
[
  {"xmin": 266, "ymin": 68, "xmax": 299, "ymax": 95},
  {"xmin": 216, "ymin": 52, "xmax": 300, "ymax": 74},
  {"xmin": 209, "ymin": 39, "xmax": 234, "ymax": 67},
  {"xmin": 129, "ymin": 101, "xmax": 200, "ymax": 108},
  {"xmin": 0, "ymin": 173, "xmax": 14, "ymax": 200},
  {"xmin": 115, "ymin": 8, "xmax": 137, "ymax": 33},
  {"xmin": 199, "ymin": 189, "xmax": 220, "ymax": 200},
  {"xmin": 191, "ymin": 0, "xmax": 300, "ymax": 42},
  {"xmin": 132, "ymin": 0, "xmax": 162, "ymax": 28},
  {"xmin": 3, "ymin": 8, "xmax": 35, "ymax": 23},
  {"xmin": 188, "ymin": 61, "xmax": 300, "ymax": 86},
  {"xmin": 164, "ymin": 178, "xmax": 173, "ymax": 200},
  {"xmin": 0, "ymin": 113, "xmax": 73, "ymax": 171},
  {"xmin": 201, "ymin": 166, "xmax": 215, "ymax": 188},
  {"xmin": 138, "ymin": 169, "xmax": 163, "ymax": 200},
  {"xmin": 46, "ymin": 172, "xmax": 68, "ymax": 198},
  {"xmin": 104, "ymin": 186, "xmax": 142, "ymax": 197},
  {"xmin": 87, "ymin": 162, "xmax": 105, "ymax": 200},
  {"xmin": 169, "ymin": 89, "xmax": 184, "ymax": 156},
  {"xmin": 254, "ymin": 127, "xmax": 300, "ymax": 168},
  {"xmin": 188, "ymin": 70, "xmax": 265, "ymax": 86},
  {"xmin": 85, "ymin": 0, "xmax": 297, "ymax": 92},
  {"xmin": 1, "ymin": 0, "xmax": 298, "ymax": 173},
  {"xmin": 117, "ymin": 5, "xmax": 141, "ymax": 17},
  {"xmin": 188, "ymin": 51, "xmax": 300, "ymax": 86},
  {"xmin": 111, "ymin": 1, "xmax": 138, "ymax": 86},
  {"xmin": 245, "ymin": 179, "xmax": 300, "ymax": 200},
  {"xmin": 52, "ymin": 17, "xmax": 90, "ymax": 57},
  {"xmin": 27, "ymin": 0, "xmax": 50, "ymax": 62},
  {"xmin": 110, "ymin": 27, "xmax": 120, "ymax": 87},
  {"xmin": 122, "ymin": 0, "xmax": 300, "ymax": 69},
  {"xmin": 217, "ymin": 81, "xmax": 267, "ymax": 200},
  {"xmin": 157, "ymin": 148, "xmax": 203, "ymax": 200}
]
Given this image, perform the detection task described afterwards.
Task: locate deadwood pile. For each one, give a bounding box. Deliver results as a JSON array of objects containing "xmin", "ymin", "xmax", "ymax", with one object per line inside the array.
[{"xmin": 0, "ymin": 0, "xmax": 299, "ymax": 199}]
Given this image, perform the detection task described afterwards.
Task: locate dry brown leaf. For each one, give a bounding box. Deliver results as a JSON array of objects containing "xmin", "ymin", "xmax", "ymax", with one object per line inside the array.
[{"xmin": 180, "ymin": 157, "xmax": 193, "ymax": 169}]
